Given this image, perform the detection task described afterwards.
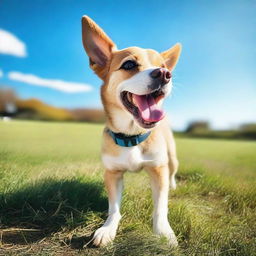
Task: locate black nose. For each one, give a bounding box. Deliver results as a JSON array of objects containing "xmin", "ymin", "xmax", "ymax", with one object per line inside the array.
[{"xmin": 150, "ymin": 68, "xmax": 171, "ymax": 85}]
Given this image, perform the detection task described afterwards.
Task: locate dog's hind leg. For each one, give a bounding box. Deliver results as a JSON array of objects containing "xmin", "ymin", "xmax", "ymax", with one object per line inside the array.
[
  {"xmin": 146, "ymin": 165, "xmax": 178, "ymax": 247},
  {"xmin": 164, "ymin": 127, "xmax": 179, "ymax": 190},
  {"xmin": 168, "ymin": 155, "xmax": 178, "ymax": 190},
  {"xmin": 160, "ymin": 120, "xmax": 178, "ymax": 190},
  {"xmin": 93, "ymin": 170, "xmax": 123, "ymax": 246}
]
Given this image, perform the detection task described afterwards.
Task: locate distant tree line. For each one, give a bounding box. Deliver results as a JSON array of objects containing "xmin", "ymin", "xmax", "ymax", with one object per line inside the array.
[
  {"xmin": 180, "ymin": 121, "xmax": 256, "ymax": 140},
  {"xmin": 0, "ymin": 88, "xmax": 105, "ymax": 123}
]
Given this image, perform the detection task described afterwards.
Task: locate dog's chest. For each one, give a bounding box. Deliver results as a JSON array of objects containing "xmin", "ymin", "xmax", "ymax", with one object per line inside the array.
[{"xmin": 102, "ymin": 146, "xmax": 167, "ymax": 171}]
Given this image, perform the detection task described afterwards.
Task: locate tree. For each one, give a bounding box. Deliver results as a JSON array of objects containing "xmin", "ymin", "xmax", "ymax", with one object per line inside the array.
[{"xmin": 185, "ymin": 121, "xmax": 210, "ymax": 133}]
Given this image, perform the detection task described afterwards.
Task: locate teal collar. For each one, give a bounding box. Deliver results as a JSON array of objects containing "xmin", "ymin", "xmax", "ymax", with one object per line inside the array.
[{"xmin": 107, "ymin": 129, "xmax": 151, "ymax": 147}]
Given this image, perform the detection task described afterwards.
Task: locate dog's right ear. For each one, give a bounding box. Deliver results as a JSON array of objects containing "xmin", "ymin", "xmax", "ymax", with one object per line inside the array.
[{"xmin": 82, "ymin": 16, "xmax": 116, "ymax": 79}]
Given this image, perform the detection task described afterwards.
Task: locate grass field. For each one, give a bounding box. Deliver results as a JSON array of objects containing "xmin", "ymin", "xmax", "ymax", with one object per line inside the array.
[{"xmin": 0, "ymin": 120, "xmax": 255, "ymax": 256}]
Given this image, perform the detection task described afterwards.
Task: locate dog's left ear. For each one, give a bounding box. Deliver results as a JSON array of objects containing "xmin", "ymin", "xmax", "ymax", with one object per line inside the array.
[{"xmin": 161, "ymin": 43, "xmax": 182, "ymax": 71}]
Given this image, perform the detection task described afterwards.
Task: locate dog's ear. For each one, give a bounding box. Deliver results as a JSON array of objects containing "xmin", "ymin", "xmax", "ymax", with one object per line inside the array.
[
  {"xmin": 161, "ymin": 43, "xmax": 182, "ymax": 71},
  {"xmin": 81, "ymin": 16, "xmax": 116, "ymax": 79}
]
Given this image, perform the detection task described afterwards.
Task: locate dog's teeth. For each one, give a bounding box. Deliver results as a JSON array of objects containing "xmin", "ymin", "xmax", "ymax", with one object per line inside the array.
[
  {"xmin": 157, "ymin": 98, "xmax": 163, "ymax": 107},
  {"xmin": 127, "ymin": 93, "xmax": 132, "ymax": 102},
  {"xmin": 130, "ymin": 94, "xmax": 136, "ymax": 105}
]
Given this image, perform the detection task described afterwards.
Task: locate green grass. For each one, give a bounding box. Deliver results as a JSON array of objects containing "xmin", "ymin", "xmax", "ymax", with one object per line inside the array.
[{"xmin": 0, "ymin": 120, "xmax": 255, "ymax": 256}]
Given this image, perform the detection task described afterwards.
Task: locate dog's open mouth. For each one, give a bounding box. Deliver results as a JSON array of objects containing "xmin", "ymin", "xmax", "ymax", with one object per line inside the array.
[{"xmin": 120, "ymin": 89, "xmax": 165, "ymax": 128}]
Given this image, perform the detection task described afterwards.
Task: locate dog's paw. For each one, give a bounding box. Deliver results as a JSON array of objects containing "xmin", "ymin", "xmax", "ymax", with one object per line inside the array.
[
  {"xmin": 170, "ymin": 176, "xmax": 177, "ymax": 190},
  {"xmin": 93, "ymin": 226, "xmax": 117, "ymax": 247},
  {"xmin": 154, "ymin": 222, "xmax": 178, "ymax": 247},
  {"xmin": 166, "ymin": 232, "xmax": 178, "ymax": 247}
]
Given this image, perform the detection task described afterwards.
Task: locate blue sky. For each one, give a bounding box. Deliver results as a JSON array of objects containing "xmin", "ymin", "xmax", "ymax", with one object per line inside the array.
[{"xmin": 0, "ymin": 0, "xmax": 255, "ymax": 130}]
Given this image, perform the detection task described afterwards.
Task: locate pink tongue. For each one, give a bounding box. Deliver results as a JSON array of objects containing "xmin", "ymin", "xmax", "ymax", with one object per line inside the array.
[{"xmin": 133, "ymin": 94, "xmax": 164, "ymax": 122}]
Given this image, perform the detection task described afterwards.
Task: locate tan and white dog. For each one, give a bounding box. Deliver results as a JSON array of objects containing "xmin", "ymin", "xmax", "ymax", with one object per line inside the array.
[{"xmin": 81, "ymin": 16, "xmax": 181, "ymax": 247}]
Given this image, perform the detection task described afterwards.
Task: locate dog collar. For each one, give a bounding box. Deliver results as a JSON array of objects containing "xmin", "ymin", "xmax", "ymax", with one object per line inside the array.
[{"xmin": 107, "ymin": 129, "xmax": 151, "ymax": 147}]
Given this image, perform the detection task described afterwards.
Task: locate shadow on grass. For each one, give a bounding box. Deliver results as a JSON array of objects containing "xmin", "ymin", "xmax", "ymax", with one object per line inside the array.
[
  {"xmin": 0, "ymin": 177, "xmax": 107, "ymax": 245},
  {"xmin": 65, "ymin": 231, "xmax": 179, "ymax": 256}
]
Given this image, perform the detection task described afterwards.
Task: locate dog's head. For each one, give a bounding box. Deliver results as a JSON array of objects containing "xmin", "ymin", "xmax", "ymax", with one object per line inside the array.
[{"xmin": 82, "ymin": 16, "xmax": 181, "ymax": 132}]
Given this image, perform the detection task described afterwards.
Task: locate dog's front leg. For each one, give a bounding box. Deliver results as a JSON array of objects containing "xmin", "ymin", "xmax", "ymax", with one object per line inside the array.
[
  {"xmin": 147, "ymin": 165, "xmax": 178, "ymax": 247},
  {"xmin": 93, "ymin": 170, "xmax": 123, "ymax": 246}
]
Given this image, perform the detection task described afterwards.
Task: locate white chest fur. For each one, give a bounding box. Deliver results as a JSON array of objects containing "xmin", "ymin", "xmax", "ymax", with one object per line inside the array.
[{"xmin": 102, "ymin": 145, "xmax": 168, "ymax": 171}]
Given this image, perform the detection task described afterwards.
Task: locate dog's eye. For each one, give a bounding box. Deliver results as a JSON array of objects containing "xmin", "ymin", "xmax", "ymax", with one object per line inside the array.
[{"xmin": 120, "ymin": 60, "xmax": 138, "ymax": 70}]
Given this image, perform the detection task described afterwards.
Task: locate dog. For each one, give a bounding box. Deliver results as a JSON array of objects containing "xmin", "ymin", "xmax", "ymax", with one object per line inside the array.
[{"xmin": 81, "ymin": 16, "xmax": 181, "ymax": 247}]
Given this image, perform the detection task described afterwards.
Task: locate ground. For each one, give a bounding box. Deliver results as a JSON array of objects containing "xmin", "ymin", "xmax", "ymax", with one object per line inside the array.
[{"xmin": 0, "ymin": 120, "xmax": 255, "ymax": 256}]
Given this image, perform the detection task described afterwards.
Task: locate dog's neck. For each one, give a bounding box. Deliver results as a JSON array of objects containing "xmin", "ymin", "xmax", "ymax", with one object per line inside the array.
[{"xmin": 104, "ymin": 105, "xmax": 148, "ymax": 135}]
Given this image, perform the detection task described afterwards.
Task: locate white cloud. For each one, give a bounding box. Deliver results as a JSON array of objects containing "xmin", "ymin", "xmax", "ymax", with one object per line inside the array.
[
  {"xmin": 8, "ymin": 71, "xmax": 93, "ymax": 93},
  {"xmin": 0, "ymin": 69, "xmax": 3, "ymax": 78},
  {"xmin": 0, "ymin": 29, "xmax": 27, "ymax": 57}
]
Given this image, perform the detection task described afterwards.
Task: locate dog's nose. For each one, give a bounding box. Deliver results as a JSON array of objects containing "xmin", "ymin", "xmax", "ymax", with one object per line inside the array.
[{"xmin": 150, "ymin": 68, "xmax": 171, "ymax": 85}]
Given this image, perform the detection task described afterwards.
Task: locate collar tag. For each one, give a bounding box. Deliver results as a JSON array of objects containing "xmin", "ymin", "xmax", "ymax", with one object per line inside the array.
[{"xmin": 107, "ymin": 129, "xmax": 151, "ymax": 147}]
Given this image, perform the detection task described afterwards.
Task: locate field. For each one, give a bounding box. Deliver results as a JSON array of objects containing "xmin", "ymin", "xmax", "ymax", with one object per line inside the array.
[{"xmin": 0, "ymin": 120, "xmax": 255, "ymax": 256}]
